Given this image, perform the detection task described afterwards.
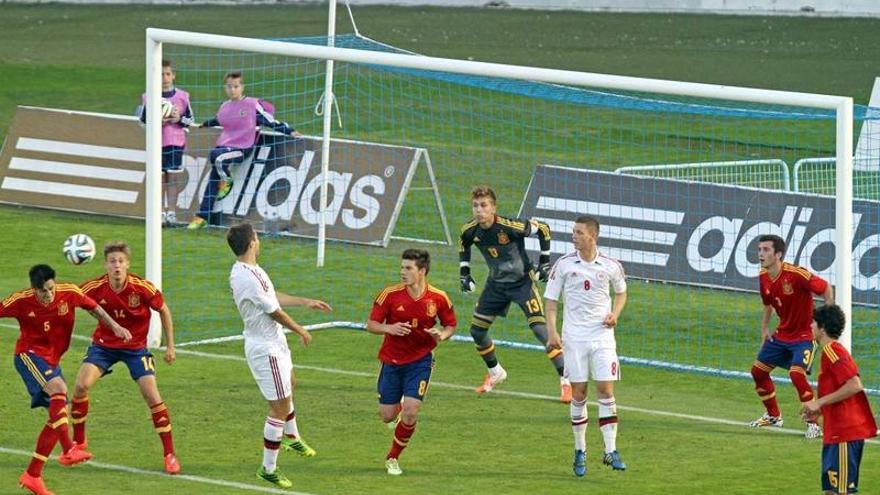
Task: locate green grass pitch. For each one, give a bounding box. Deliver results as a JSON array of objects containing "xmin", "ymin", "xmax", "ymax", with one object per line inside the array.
[{"xmin": 0, "ymin": 4, "xmax": 879, "ymax": 494}]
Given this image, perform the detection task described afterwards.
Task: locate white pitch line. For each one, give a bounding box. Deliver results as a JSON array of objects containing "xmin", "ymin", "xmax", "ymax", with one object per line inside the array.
[
  {"xmin": 179, "ymin": 347, "xmax": 879, "ymax": 442},
  {"xmin": 0, "ymin": 447, "xmax": 314, "ymax": 495},
  {"xmin": 3, "ymin": 323, "xmax": 876, "ymax": 444}
]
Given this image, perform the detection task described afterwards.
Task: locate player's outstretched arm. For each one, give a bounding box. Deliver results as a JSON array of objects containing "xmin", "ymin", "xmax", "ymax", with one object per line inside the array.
[
  {"xmin": 276, "ymin": 292, "xmax": 332, "ymax": 312},
  {"xmin": 158, "ymin": 304, "xmax": 176, "ymax": 364},
  {"xmin": 367, "ymin": 319, "xmax": 411, "ymax": 337},
  {"xmin": 88, "ymin": 306, "xmax": 132, "ymax": 342},
  {"xmin": 269, "ymin": 309, "xmax": 312, "ymax": 347}
]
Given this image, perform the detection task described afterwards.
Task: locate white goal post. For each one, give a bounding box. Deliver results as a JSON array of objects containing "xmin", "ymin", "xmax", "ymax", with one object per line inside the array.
[{"xmin": 144, "ymin": 27, "xmax": 854, "ymax": 349}]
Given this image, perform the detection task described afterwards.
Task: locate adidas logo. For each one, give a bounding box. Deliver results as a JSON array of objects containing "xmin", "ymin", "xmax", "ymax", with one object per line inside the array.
[
  {"xmin": 100, "ymin": 299, "xmax": 108, "ymax": 305},
  {"xmin": 28, "ymin": 311, "xmax": 36, "ymax": 318},
  {"xmin": 395, "ymin": 305, "xmax": 405, "ymax": 312},
  {"xmin": 156, "ymin": 417, "xmax": 169, "ymax": 425}
]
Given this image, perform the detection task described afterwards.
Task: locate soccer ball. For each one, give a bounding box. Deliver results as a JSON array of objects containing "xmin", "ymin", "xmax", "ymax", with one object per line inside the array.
[
  {"xmin": 161, "ymin": 99, "xmax": 175, "ymax": 119},
  {"xmin": 63, "ymin": 234, "xmax": 96, "ymax": 265}
]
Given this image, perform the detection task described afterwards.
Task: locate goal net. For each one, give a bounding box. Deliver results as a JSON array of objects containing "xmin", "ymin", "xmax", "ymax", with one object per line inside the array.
[{"xmin": 146, "ymin": 29, "xmax": 879, "ymax": 392}]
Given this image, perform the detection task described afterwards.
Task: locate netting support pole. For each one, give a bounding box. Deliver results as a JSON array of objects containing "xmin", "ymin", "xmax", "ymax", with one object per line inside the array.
[
  {"xmin": 836, "ymin": 99, "xmax": 854, "ymax": 351},
  {"xmin": 145, "ymin": 35, "xmax": 163, "ymax": 348},
  {"xmin": 317, "ymin": 0, "xmax": 338, "ymax": 268}
]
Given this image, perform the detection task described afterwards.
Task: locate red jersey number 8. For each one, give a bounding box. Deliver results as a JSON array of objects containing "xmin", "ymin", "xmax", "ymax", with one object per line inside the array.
[{"xmin": 584, "ymin": 279, "xmax": 591, "ymax": 291}]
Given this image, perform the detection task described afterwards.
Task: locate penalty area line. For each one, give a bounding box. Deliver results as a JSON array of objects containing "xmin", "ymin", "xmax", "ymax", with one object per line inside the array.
[
  {"xmin": 0, "ymin": 447, "xmax": 315, "ymax": 495},
  {"xmin": 177, "ymin": 347, "xmax": 880, "ymax": 444}
]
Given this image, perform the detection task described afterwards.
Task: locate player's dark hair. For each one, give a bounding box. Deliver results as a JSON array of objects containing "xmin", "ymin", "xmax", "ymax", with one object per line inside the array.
[
  {"xmin": 104, "ymin": 240, "xmax": 130, "ymax": 259},
  {"xmin": 814, "ymin": 304, "xmax": 846, "ymax": 339},
  {"xmin": 162, "ymin": 59, "xmax": 174, "ymax": 71},
  {"xmin": 227, "ymin": 223, "xmax": 256, "ymax": 256},
  {"xmin": 471, "ymin": 185, "xmax": 497, "ymax": 204},
  {"xmin": 402, "ymin": 248, "xmax": 430, "ymax": 275},
  {"xmin": 29, "ymin": 264, "xmax": 55, "ymax": 289},
  {"xmin": 224, "ymin": 71, "xmax": 243, "ymax": 82},
  {"xmin": 575, "ymin": 215, "xmax": 600, "ymax": 234},
  {"xmin": 758, "ymin": 234, "xmax": 786, "ymax": 256}
]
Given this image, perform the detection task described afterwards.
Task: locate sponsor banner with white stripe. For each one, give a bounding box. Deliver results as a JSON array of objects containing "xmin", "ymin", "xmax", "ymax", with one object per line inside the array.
[
  {"xmin": 519, "ymin": 164, "xmax": 880, "ymax": 305},
  {"xmin": 0, "ymin": 106, "xmax": 420, "ymax": 246}
]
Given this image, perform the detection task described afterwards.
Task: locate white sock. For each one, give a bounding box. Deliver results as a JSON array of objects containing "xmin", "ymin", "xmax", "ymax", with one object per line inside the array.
[
  {"xmin": 570, "ymin": 398, "xmax": 588, "ymax": 451},
  {"xmin": 598, "ymin": 397, "xmax": 618, "ymax": 453},
  {"xmin": 284, "ymin": 405, "xmax": 300, "ymax": 439},
  {"xmin": 489, "ymin": 364, "xmax": 504, "ymax": 376},
  {"xmin": 263, "ymin": 417, "xmax": 284, "ymax": 472}
]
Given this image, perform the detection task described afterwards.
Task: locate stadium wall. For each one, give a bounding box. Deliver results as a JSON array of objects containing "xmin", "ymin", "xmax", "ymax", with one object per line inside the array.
[{"xmin": 8, "ymin": 0, "xmax": 880, "ymax": 17}]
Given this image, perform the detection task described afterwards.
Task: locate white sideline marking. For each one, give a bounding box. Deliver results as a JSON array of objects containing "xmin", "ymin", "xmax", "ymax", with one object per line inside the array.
[
  {"xmin": 2, "ymin": 323, "xmax": 876, "ymax": 445},
  {"xmin": 0, "ymin": 447, "xmax": 314, "ymax": 495},
  {"xmin": 177, "ymin": 348, "xmax": 880, "ymax": 443}
]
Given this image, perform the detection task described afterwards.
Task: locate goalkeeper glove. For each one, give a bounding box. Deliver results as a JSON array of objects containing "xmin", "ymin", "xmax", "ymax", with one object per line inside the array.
[
  {"xmin": 460, "ymin": 265, "xmax": 476, "ymax": 293},
  {"xmin": 460, "ymin": 274, "xmax": 476, "ymax": 293},
  {"xmin": 537, "ymin": 254, "xmax": 551, "ymax": 282}
]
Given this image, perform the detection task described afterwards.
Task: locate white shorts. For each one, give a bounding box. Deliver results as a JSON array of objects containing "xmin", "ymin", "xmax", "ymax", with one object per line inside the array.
[
  {"xmin": 563, "ymin": 340, "xmax": 620, "ymax": 383},
  {"xmin": 245, "ymin": 341, "xmax": 292, "ymax": 401}
]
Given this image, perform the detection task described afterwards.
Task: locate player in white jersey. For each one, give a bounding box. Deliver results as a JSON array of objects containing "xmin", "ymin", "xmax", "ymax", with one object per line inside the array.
[
  {"xmin": 544, "ymin": 215, "xmax": 628, "ymax": 477},
  {"xmin": 226, "ymin": 223, "xmax": 332, "ymax": 489}
]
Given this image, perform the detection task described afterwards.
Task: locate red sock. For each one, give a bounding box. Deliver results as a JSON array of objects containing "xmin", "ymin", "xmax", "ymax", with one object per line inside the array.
[
  {"xmin": 26, "ymin": 423, "xmax": 58, "ymax": 477},
  {"xmin": 71, "ymin": 395, "xmax": 89, "ymax": 445},
  {"xmin": 49, "ymin": 393, "xmax": 74, "ymax": 453},
  {"xmin": 751, "ymin": 363, "xmax": 781, "ymax": 417},
  {"xmin": 789, "ymin": 367, "xmax": 815, "ymax": 405},
  {"xmin": 387, "ymin": 420, "xmax": 416, "ymax": 460},
  {"xmin": 150, "ymin": 402, "xmax": 175, "ymax": 456}
]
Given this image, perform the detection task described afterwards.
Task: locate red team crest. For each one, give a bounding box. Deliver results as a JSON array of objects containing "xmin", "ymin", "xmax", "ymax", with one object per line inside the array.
[
  {"xmin": 497, "ymin": 231, "xmax": 509, "ymax": 245},
  {"xmin": 425, "ymin": 300, "xmax": 437, "ymax": 318},
  {"xmin": 129, "ymin": 293, "xmax": 141, "ymax": 308},
  {"xmin": 58, "ymin": 301, "xmax": 69, "ymax": 316}
]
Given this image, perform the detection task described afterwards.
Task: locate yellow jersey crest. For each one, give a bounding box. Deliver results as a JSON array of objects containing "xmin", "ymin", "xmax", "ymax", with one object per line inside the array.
[{"xmin": 782, "ymin": 281, "xmax": 794, "ymax": 295}]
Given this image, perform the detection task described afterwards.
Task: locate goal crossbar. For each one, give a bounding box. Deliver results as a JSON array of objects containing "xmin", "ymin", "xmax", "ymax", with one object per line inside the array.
[{"xmin": 144, "ymin": 27, "xmax": 853, "ymax": 349}]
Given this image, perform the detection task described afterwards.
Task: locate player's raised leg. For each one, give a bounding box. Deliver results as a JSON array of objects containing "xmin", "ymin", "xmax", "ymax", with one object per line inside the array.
[
  {"xmin": 15, "ymin": 361, "xmax": 67, "ymax": 495},
  {"xmin": 470, "ymin": 312, "xmax": 507, "ymax": 393},
  {"xmin": 517, "ymin": 284, "xmax": 568, "ymax": 401}
]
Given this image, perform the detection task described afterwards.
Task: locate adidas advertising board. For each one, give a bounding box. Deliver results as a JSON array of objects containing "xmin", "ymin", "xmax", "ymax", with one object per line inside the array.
[
  {"xmin": 519, "ymin": 165, "xmax": 880, "ymax": 305},
  {"xmin": 0, "ymin": 106, "xmax": 419, "ymax": 246}
]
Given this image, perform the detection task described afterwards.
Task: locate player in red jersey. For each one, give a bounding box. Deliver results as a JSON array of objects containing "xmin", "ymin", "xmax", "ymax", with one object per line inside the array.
[
  {"xmin": 749, "ymin": 234, "xmax": 833, "ymax": 439},
  {"xmin": 1, "ymin": 264, "xmax": 131, "ymax": 495},
  {"xmin": 801, "ymin": 304, "xmax": 877, "ymax": 494},
  {"xmin": 71, "ymin": 241, "xmax": 181, "ymax": 474},
  {"xmin": 367, "ymin": 248, "xmax": 457, "ymax": 476}
]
